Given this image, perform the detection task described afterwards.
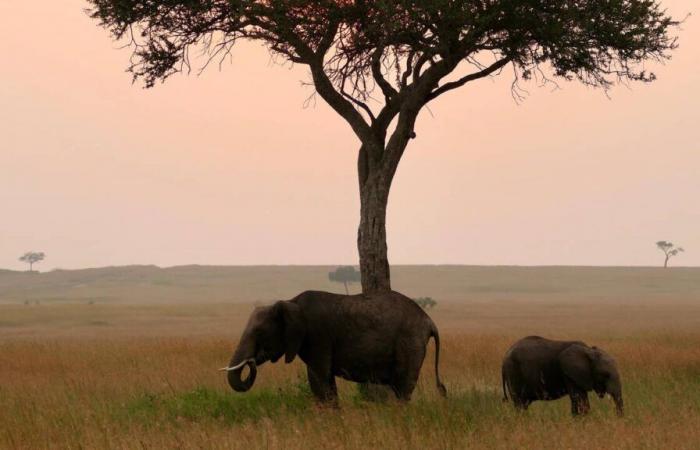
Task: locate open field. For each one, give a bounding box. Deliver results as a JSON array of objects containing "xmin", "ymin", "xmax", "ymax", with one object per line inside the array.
[{"xmin": 1, "ymin": 266, "xmax": 700, "ymax": 449}]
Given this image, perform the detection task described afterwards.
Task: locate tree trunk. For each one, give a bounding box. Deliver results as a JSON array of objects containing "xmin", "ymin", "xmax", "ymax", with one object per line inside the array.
[
  {"xmin": 29, "ymin": 262, "xmax": 33, "ymax": 272},
  {"xmin": 354, "ymin": 100, "xmax": 421, "ymax": 296},
  {"xmin": 343, "ymin": 281, "xmax": 349, "ymax": 295},
  {"xmin": 357, "ymin": 170, "xmax": 392, "ymax": 296},
  {"xmin": 664, "ymin": 255, "xmax": 669, "ymax": 268}
]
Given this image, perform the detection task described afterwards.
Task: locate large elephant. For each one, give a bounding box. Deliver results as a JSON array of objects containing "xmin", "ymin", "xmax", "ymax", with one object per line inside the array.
[
  {"xmin": 220, "ymin": 290, "xmax": 447, "ymax": 403},
  {"xmin": 501, "ymin": 336, "xmax": 623, "ymax": 416}
]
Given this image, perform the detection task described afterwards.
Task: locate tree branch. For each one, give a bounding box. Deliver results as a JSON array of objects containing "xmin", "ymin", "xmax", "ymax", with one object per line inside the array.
[
  {"xmin": 401, "ymin": 51, "xmax": 416, "ymax": 87},
  {"xmin": 371, "ymin": 47, "xmax": 397, "ymax": 101},
  {"xmin": 412, "ymin": 52, "xmax": 433, "ymax": 82},
  {"xmin": 341, "ymin": 87, "xmax": 376, "ymax": 122},
  {"xmin": 307, "ymin": 62, "xmax": 378, "ymax": 150},
  {"xmin": 427, "ymin": 57, "xmax": 511, "ymax": 102},
  {"xmin": 280, "ymin": 27, "xmax": 378, "ymax": 148}
]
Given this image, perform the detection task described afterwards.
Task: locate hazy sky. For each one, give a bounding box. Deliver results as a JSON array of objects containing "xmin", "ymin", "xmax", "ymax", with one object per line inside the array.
[{"xmin": 1, "ymin": 1, "xmax": 698, "ymax": 270}]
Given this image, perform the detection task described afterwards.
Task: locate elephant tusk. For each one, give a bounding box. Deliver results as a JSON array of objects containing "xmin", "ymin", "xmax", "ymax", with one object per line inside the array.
[{"xmin": 218, "ymin": 358, "xmax": 255, "ymax": 372}]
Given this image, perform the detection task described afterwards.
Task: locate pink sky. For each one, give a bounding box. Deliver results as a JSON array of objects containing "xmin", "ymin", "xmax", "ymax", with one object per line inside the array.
[{"xmin": 1, "ymin": 1, "xmax": 698, "ymax": 270}]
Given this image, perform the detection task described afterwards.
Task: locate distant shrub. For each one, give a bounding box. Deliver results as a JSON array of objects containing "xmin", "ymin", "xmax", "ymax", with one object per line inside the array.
[
  {"xmin": 414, "ymin": 297, "xmax": 437, "ymax": 310},
  {"xmin": 328, "ymin": 266, "xmax": 361, "ymax": 294}
]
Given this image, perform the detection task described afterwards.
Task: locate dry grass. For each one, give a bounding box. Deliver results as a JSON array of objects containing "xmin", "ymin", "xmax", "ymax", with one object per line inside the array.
[
  {"xmin": 2, "ymin": 333, "xmax": 699, "ymax": 449},
  {"xmin": 1, "ymin": 266, "xmax": 700, "ymax": 449}
]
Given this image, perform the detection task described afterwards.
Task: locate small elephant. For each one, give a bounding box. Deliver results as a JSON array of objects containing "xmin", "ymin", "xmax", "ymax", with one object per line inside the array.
[
  {"xmin": 221, "ymin": 290, "xmax": 447, "ymax": 403},
  {"xmin": 501, "ymin": 336, "xmax": 623, "ymax": 416}
]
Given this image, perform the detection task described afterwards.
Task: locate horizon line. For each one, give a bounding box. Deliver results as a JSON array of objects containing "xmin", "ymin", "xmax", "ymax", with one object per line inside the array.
[{"xmin": 3, "ymin": 263, "xmax": 699, "ymax": 272}]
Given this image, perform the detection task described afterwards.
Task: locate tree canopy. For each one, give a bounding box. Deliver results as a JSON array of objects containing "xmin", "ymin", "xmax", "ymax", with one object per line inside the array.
[
  {"xmin": 89, "ymin": 0, "xmax": 679, "ymax": 295},
  {"xmin": 88, "ymin": 1, "xmax": 678, "ymax": 128}
]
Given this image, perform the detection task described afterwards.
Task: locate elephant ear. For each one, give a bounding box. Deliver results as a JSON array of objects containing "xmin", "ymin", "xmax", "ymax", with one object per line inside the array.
[
  {"xmin": 558, "ymin": 344, "xmax": 595, "ymax": 391},
  {"xmin": 273, "ymin": 301, "xmax": 305, "ymax": 363}
]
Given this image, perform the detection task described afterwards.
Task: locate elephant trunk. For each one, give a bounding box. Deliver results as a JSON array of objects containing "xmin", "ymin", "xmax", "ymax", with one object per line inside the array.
[
  {"xmin": 607, "ymin": 377, "xmax": 624, "ymax": 417},
  {"xmin": 613, "ymin": 393, "xmax": 624, "ymax": 417},
  {"xmin": 227, "ymin": 360, "xmax": 257, "ymax": 392},
  {"xmin": 225, "ymin": 338, "xmax": 257, "ymax": 392}
]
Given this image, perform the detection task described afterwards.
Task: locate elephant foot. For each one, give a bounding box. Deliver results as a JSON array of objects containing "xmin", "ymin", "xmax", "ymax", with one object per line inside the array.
[{"xmin": 357, "ymin": 382, "xmax": 392, "ymax": 403}]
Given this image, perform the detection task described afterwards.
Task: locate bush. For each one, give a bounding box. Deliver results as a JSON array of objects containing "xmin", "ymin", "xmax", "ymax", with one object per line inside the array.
[{"xmin": 413, "ymin": 297, "xmax": 437, "ymax": 310}]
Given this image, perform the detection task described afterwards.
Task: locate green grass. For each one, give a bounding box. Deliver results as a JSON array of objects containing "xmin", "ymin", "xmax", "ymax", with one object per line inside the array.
[
  {"xmin": 122, "ymin": 382, "xmax": 313, "ymax": 426},
  {"xmin": 109, "ymin": 370, "xmax": 700, "ymax": 431}
]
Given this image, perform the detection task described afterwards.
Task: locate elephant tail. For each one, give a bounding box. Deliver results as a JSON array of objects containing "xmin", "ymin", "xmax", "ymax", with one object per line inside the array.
[
  {"xmin": 430, "ymin": 323, "xmax": 447, "ymax": 398},
  {"xmin": 502, "ymin": 369, "xmax": 508, "ymax": 402}
]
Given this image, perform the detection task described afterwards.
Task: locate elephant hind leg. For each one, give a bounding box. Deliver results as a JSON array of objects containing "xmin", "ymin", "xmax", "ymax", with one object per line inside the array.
[
  {"xmin": 390, "ymin": 368, "xmax": 419, "ymax": 402},
  {"xmin": 391, "ymin": 338, "xmax": 427, "ymax": 401},
  {"xmin": 391, "ymin": 381, "xmax": 416, "ymax": 402}
]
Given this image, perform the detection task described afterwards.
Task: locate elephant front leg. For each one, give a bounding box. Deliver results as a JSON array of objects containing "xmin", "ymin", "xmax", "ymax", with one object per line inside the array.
[
  {"xmin": 307, "ymin": 366, "xmax": 338, "ymax": 406},
  {"xmin": 569, "ymin": 391, "xmax": 591, "ymax": 416},
  {"xmin": 513, "ymin": 398, "xmax": 530, "ymax": 411}
]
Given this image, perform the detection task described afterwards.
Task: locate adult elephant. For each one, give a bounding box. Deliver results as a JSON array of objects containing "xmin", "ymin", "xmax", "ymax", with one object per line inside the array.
[
  {"xmin": 502, "ymin": 336, "xmax": 623, "ymax": 416},
  {"xmin": 220, "ymin": 290, "xmax": 447, "ymax": 403}
]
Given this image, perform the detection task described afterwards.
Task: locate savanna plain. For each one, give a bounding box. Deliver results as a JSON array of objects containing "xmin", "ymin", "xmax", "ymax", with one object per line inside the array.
[{"xmin": 1, "ymin": 265, "xmax": 699, "ymax": 449}]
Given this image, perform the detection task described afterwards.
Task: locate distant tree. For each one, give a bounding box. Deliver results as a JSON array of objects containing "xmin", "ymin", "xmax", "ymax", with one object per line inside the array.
[
  {"xmin": 88, "ymin": 1, "xmax": 680, "ymax": 297},
  {"xmin": 413, "ymin": 297, "xmax": 437, "ymax": 310},
  {"xmin": 329, "ymin": 266, "xmax": 362, "ymax": 295},
  {"xmin": 19, "ymin": 252, "xmax": 45, "ymax": 272},
  {"xmin": 656, "ymin": 241, "xmax": 684, "ymax": 268}
]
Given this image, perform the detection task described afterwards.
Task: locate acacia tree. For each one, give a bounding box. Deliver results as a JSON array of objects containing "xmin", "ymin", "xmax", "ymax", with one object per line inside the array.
[
  {"xmin": 19, "ymin": 252, "xmax": 45, "ymax": 272},
  {"xmin": 329, "ymin": 266, "xmax": 362, "ymax": 294},
  {"xmin": 656, "ymin": 241, "xmax": 684, "ymax": 268},
  {"xmin": 88, "ymin": 0, "xmax": 678, "ymax": 295}
]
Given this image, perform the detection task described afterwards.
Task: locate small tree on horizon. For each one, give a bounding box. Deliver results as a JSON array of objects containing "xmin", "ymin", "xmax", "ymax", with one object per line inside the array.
[
  {"xmin": 19, "ymin": 252, "xmax": 45, "ymax": 272},
  {"xmin": 329, "ymin": 266, "xmax": 362, "ymax": 295},
  {"xmin": 656, "ymin": 241, "xmax": 684, "ymax": 268},
  {"xmin": 88, "ymin": 1, "xmax": 680, "ymax": 296}
]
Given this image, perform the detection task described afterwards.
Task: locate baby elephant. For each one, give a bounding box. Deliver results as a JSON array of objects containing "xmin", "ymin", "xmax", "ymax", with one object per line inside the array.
[{"xmin": 502, "ymin": 336, "xmax": 623, "ymax": 416}]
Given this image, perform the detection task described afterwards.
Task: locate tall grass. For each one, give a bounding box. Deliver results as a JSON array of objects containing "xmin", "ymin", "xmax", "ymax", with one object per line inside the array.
[{"xmin": 1, "ymin": 333, "xmax": 700, "ymax": 449}]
